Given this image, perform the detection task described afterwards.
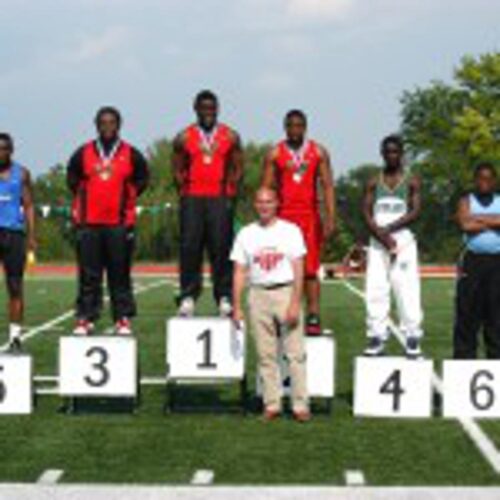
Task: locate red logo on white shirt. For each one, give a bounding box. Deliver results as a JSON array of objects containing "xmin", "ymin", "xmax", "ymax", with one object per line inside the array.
[{"xmin": 253, "ymin": 248, "xmax": 284, "ymax": 271}]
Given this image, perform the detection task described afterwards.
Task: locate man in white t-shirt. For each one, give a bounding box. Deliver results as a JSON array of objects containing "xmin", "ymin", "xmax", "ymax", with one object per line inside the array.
[{"xmin": 231, "ymin": 187, "xmax": 310, "ymax": 422}]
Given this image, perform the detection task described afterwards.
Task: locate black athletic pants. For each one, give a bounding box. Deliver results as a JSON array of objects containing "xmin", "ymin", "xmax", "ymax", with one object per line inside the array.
[
  {"xmin": 179, "ymin": 196, "xmax": 234, "ymax": 303},
  {"xmin": 454, "ymin": 251, "xmax": 500, "ymax": 359},
  {"xmin": 76, "ymin": 225, "xmax": 136, "ymax": 322}
]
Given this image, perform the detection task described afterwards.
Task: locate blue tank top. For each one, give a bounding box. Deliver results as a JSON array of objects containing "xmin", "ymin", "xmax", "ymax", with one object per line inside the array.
[
  {"xmin": 466, "ymin": 193, "xmax": 500, "ymax": 254},
  {"xmin": 0, "ymin": 163, "xmax": 25, "ymax": 231}
]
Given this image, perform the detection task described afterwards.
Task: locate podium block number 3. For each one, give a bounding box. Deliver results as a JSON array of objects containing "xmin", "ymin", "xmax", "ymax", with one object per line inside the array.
[{"xmin": 84, "ymin": 346, "xmax": 110, "ymax": 388}]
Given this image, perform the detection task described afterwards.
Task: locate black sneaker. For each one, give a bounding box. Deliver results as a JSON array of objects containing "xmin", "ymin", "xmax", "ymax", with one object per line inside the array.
[
  {"xmin": 405, "ymin": 337, "xmax": 423, "ymax": 359},
  {"xmin": 8, "ymin": 337, "xmax": 23, "ymax": 354},
  {"xmin": 306, "ymin": 314, "xmax": 322, "ymax": 336},
  {"xmin": 363, "ymin": 337, "xmax": 385, "ymax": 357}
]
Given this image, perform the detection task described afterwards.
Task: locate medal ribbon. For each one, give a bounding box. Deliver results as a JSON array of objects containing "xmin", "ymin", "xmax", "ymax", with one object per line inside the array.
[
  {"xmin": 198, "ymin": 126, "xmax": 219, "ymax": 155},
  {"xmin": 287, "ymin": 140, "xmax": 309, "ymax": 175},
  {"xmin": 96, "ymin": 139, "xmax": 121, "ymax": 166}
]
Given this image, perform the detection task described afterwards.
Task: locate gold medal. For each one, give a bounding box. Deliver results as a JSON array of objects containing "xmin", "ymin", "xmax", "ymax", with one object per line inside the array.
[{"xmin": 203, "ymin": 154, "xmax": 212, "ymax": 165}]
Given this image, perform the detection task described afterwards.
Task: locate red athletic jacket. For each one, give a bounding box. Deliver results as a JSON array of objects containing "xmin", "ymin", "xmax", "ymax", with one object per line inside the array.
[
  {"xmin": 181, "ymin": 123, "xmax": 236, "ymax": 197},
  {"xmin": 275, "ymin": 139, "xmax": 322, "ymax": 215},
  {"xmin": 70, "ymin": 141, "xmax": 139, "ymax": 226}
]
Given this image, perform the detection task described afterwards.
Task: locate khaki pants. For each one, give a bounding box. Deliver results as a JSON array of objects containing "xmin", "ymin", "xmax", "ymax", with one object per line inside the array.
[{"xmin": 248, "ymin": 286, "xmax": 308, "ymax": 413}]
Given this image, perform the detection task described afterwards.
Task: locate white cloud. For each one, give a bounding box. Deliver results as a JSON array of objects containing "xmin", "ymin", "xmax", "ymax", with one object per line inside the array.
[
  {"xmin": 286, "ymin": 0, "xmax": 354, "ymax": 21},
  {"xmin": 68, "ymin": 26, "xmax": 131, "ymax": 63},
  {"xmin": 254, "ymin": 70, "xmax": 296, "ymax": 92}
]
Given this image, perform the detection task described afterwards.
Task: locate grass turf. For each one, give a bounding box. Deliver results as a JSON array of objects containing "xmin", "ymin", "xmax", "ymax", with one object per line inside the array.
[{"xmin": 0, "ymin": 276, "xmax": 498, "ymax": 485}]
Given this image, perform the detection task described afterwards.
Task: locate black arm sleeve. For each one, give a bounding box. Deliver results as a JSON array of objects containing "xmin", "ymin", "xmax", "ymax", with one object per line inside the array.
[
  {"xmin": 131, "ymin": 147, "xmax": 149, "ymax": 196},
  {"xmin": 67, "ymin": 146, "xmax": 85, "ymax": 194}
]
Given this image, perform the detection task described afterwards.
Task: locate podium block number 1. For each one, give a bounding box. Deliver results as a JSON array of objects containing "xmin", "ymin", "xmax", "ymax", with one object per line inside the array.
[{"xmin": 197, "ymin": 329, "xmax": 217, "ymax": 370}]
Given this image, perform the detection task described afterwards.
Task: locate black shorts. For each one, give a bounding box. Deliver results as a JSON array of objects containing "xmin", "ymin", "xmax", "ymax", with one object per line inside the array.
[{"xmin": 0, "ymin": 229, "xmax": 26, "ymax": 278}]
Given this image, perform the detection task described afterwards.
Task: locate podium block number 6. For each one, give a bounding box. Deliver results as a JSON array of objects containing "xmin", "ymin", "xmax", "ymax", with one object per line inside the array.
[
  {"xmin": 470, "ymin": 370, "xmax": 495, "ymax": 411},
  {"xmin": 84, "ymin": 346, "xmax": 110, "ymax": 387}
]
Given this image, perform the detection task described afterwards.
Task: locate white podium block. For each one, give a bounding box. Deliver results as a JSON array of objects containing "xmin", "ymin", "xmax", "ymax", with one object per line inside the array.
[
  {"xmin": 256, "ymin": 335, "xmax": 336, "ymax": 398},
  {"xmin": 167, "ymin": 318, "xmax": 245, "ymax": 380},
  {"xmin": 443, "ymin": 360, "xmax": 500, "ymax": 418},
  {"xmin": 0, "ymin": 354, "xmax": 32, "ymax": 414},
  {"xmin": 59, "ymin": 337, "xmax": 137, "ymax": 397},
  {"xmin": 354, "ymin": 356, "xmax": 433, "ymax": 418}
]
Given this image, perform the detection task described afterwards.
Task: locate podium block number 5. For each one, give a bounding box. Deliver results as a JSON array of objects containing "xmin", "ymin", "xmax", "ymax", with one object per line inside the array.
[{"xmin": 0, "ymin": 366, "xmax": 6, "ymax": 403}]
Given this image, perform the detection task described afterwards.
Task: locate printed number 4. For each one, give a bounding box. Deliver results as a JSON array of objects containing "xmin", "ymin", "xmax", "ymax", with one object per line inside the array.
[{"xmin": 380, "ymin": 369, "xmax": 405, "ymax": 412}]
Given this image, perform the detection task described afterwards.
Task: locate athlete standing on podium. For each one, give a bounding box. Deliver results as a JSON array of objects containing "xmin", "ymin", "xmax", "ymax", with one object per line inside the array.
[
  {"xmin": 0, "ymin": 133, "xmax": 36, "ymax": 352},
  {"xmin": 262, "ymin": 110, "xmax": 336, "ymax": 336},
  {"xmin": 172, "ymin": 90, "xmax": 244, "ymax": 317},
  {"xmin": 362, "ymin": 135, "xmax": 423, "ymax": 359},
  {"xmin": 67, "ymin": 107, "xmax": 149, "ymax": 336}
]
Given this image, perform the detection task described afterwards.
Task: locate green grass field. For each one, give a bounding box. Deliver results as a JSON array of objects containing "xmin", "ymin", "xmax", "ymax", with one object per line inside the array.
[{"xmin": 0, "ymin": 275, "xmax": 499, "ymax": 486}]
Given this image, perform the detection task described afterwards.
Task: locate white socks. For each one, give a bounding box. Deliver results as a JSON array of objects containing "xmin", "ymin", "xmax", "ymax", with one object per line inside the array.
[{"xmin": 9, "ymin": 323, "xmax": 21, "ymax": 342}]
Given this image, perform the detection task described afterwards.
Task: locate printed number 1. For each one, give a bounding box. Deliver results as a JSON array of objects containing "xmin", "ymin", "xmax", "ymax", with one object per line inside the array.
[{"xmin": 197, "ymin": 329, "xmax": 217, "ymax": 369}]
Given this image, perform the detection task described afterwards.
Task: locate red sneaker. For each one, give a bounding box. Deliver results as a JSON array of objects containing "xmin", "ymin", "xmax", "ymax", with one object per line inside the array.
[
  {"xmin": 115, "ymin": 318, "xmax": 132, "ymax": 336},
  {"xmin": 293, "ymin": 410, "xmax": 312, "ymax": 423},
  {"xmin": 262, "ymin": 408, "xmax": 281, "ymax": 422},
  {"xmin": 306, "ymin": 314, "xmax": 322, "ymax": 336},
  {"xmin": 73, "ymin": 319, "xmax": 93, "ymax": 336}
]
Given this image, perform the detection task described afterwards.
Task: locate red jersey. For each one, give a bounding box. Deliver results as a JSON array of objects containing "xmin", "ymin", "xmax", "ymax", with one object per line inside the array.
[
  {"xmin": 181, "ymin": 123, "xmax": 236, "ymax": 197},
  {"xmin": 72, "ymin": 141, "xmax": 135, "ymax": 226},
  {"xmin": 275, "ymin": 139, "xmax": 322, "ymax": 215}
]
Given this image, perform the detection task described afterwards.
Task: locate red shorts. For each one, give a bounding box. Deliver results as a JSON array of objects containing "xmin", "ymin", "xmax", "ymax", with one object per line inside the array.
[{"xmin": 280, "ymin": 211, "xmax": 323, "ymax": 278}]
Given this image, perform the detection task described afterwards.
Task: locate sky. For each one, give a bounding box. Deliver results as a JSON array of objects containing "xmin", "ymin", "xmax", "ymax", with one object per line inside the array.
[{"xmin": 0, "ymin": 0, "xmax": 499, "ymax": 177}]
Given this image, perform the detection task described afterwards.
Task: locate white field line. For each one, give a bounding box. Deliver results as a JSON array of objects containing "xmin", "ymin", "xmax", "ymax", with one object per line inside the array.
[
  {"xmin": 340, "ymin": 278, "xmax": 500, "ymax": 474},
  {"xmin": 190, "ymin": 469, "xmax": 215, "ymax": 485},
  {"xmin": 0, "ymin": 279, "xmax": 169, "ymax": 352},
  {"xmin": 344, "ymin": 469, "xmax": 366, "ymax": 486},
  {"xmin": 36, "ymin": 469, "xmax": 64, "ymax": 484}
]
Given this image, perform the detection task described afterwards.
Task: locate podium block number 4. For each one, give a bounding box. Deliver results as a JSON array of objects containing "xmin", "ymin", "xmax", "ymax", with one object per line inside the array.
[{"xmin": 354, "ymin": 357, "xmax": 433, "ymax": 418}]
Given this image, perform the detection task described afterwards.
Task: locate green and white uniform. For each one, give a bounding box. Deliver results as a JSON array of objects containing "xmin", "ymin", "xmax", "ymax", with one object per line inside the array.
[{"xmin": 365, "ymin": 173, "xmax": 423, "ymax": 340}]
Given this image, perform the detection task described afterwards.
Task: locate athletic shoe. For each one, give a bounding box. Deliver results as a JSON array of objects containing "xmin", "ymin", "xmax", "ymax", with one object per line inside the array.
[
  {"xmin": 178, "ymin": 297, "xmax": 195, "ymax": 317},
  {"xmin": 262, "ymin": 408, "xmax": 281, "ymax": 422},
  {"xmin": 293, "ymin": 410, "xmax": 312, "ymax": 423},
  {"xmin": 218, "ymin": 297, "xmax": 232, "ymax": 318},
  {"xmin": 115, "ymin": 318, "xmax": 132, "ymax": 336},
  {"xmin": 73, "ymin": 319, "xmax": 94, "ymax": 336},
  {"xmin": 7, "ymin": 337, "xmax": 22, "ymax": 354},
  {"xmin": 306, "ymin": 314, "xmax": 322, "ymax": 336},
  {"xmin": 405, "ymin": 337, "xmax": 423, "ymax": 359},
  {"xmin": 363, "ymin": 337, "xmax": 385, "ymax": 357}
]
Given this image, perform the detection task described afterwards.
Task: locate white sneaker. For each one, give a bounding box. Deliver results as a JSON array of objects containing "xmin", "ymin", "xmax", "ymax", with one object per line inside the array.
[
  {"xmin": 73, "ymin": 319, "xmax": 94, "ymax": 336},
  {"xmin": 178, "ymin": 297, "xmax": 195, "ymax": 317},
  {"xmin": 218, "ymin": 297, "xmax": 232, "ymax": 318}
]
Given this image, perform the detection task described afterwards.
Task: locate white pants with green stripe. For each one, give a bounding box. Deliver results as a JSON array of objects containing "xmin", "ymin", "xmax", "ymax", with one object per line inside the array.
[{"xmin": 365, "ymin": 233, "xmax": 423, "ymax": 340}]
